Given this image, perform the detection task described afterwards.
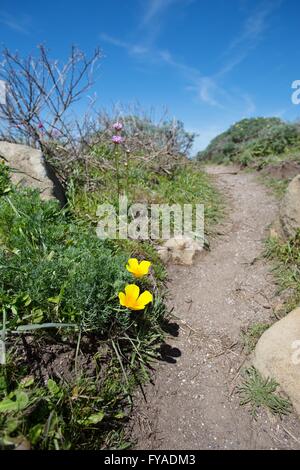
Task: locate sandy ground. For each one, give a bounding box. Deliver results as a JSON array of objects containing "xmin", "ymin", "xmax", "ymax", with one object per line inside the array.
[{"xmin": 131, "ymin": 166, "xmax": 300, "ymax": 450}]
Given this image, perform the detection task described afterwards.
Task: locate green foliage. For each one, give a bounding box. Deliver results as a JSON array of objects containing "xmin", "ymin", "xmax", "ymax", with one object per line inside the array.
[
  {"xmin": 0, "ymin": 134, "xmax": 221, "ymax": 449},
  {"xmin": 0, "ymin": 161, "xmax": 11, "ymax": 196},
  {"xmin": 0, "ymin": 164, "xmax": 170, "ymax": 450},
  {"xmin": 241, "ymin": 323, "xmax": 271, "ymax": 354},
  {"xmin": 0, "ymin": 295, "xmax": 166, "ymax": 449},
  {"xmin": 238, "ymin": 367, "xmax": 292, "ymax": 418},
  {"xmin": 197, "ymin": 117, "xmax": 300, "ymax": 168},
  {"xmin": 69, "ymin": 161, "xmax": 222, "ymax": 233},
  {"xmin": 259, "ymin": 176, "xmax": 289, "ymax": 199},
  {"xmin": 265, "ymin": 231, "xmax": 300, "ymax": 316},
  {"xmin": 0, "ymin": 187, "xmax": 136, "ymax": 332},
  {"xmin": 0, "ymin": 360, "xmax": 133, "ymax": 449}
]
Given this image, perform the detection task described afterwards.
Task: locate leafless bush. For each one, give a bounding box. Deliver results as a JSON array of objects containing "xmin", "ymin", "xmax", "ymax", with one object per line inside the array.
[
  {"xmin": 0, "ymin": 45, "xmax": 101, "ymax": 176},
  {"xmin": 0, "ymin": 46, "xmax": 195, "ymax": 186},
  {"xmin": 74, "ymin": 103, "xmax": 196, "ymax": 183},
  {"xmin": 96, "ymin": 103, "xmax": 194, "ymax": 160}
]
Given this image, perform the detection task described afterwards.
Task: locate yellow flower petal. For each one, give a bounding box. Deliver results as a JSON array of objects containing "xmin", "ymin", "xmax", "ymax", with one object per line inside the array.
[
  {"xmin": 118, "ymin": 292, "xmax": 126, "ymax": 306},
  {"xmin": 126, "ymin": 258, "xmax": 139, "ymax": 274},
  {"xmin": 139, "ymin": 260, "xmax": 151, "ymax": 275},
  {"xmin": 126, "ymin": 258, "xmax": 151, "ymax": 278},
  {"xmin": 119, "ymin": 284, "xmax": 153, "ymax": 311},
  {"xmin": 125, "ymin": 284, "xmax": 140, "ymax": 302},
  {"xmin": 135, "ymin": 290, "xmax": 153, "ymax": 309},
  {"xmin": 130, "ymin": 303, "xmax": 146, "ymax": 311}
]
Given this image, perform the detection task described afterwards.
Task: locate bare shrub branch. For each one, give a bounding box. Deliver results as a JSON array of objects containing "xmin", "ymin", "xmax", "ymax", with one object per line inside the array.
[
  {"xmin": 0, "ymin": 45, "xmax": 101, "ymax": 153},
  {"xmin": 0, "ymin": 46, "xmax": 195, "ymax": 188}
]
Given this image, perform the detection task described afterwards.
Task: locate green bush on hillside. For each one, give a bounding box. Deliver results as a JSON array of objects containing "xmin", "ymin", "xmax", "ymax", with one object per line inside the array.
[{"xmin": 197, "ymin": 117, "xmax": 300, "ymax": 167}]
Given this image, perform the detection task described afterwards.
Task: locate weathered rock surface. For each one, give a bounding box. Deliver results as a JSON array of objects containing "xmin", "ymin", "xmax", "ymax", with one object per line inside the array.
[
  {"xmin": 253, "ymin": 307, "xmax": 300, "ymax": 416},
  {"xmin": 279, "ymin": 175, "xmax": 300, "ymax": 238},
  {"xmin": 157, "ymin": 235, "xmax": 203, "ymax": 265},
  {"xmin": 0, "ymin": 141, "xmax": 65, "ymax": 205}
]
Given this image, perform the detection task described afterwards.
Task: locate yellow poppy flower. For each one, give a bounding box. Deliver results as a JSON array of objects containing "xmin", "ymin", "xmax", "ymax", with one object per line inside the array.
[
  {"xmin": 126, "ymin": 258, "xmax": 151, "ymax": 278},
  {"xmin": 118, "ymin": 284, "xmax": 153, "ymax": 311}
]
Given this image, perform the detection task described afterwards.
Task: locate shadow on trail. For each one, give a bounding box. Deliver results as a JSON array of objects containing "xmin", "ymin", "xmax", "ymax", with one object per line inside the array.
[
  {"xmin": 158, "ymin": 343, "xmax": 181, "ymax": 364},
  {"xmin": 158, "ymin": 320, "xmax": 181, "ymax": 364}
]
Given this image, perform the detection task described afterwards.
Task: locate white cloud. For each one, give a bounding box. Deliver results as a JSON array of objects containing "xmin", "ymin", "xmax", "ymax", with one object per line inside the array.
[
  {"xmin": 100, "ymin": 33, "xmax": 148, "ymax": 56},
  {"xmin": 219, "ymin": 0, "xmax": 283, "ymax": 77},
  {"xmin": 0, "ymin": 11, "xmax": 31, "ymax": 34},
  {"xmin": 141, "ymin": 0, "xmax": 178, "ymax": 26},
  {"xmin": 101, "ymin": 2, "xmax": 279, "ymax": 115},
  {"xmin": 194, "ymin": 77, "xmax": 224, "ymax": 108},
  {"xmin": 242, "ymin": 93, "xmax": 256, "ymax": 115},
  {"xmin": 233, "ymin": 0, "xmax": 282, "ymax": 47}
]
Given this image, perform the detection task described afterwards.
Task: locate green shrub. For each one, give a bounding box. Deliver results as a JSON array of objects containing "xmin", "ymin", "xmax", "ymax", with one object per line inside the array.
[
  {"xmin": 0, "ymin": 186, "xmax": 141, "ymax": 333},
  {"xmin": 197, "ymin": 117, "xmax": 300, "ymax": 167},
  {"xmin": 265, "ymin": 231, "xmax": 300, "ymax": 316},
  {"xmin": 0, "ymin": 166, "xmax": 167, "ymax": 449},
  {"xmin": 0, "ymin": 161, "xmax": 11, "ymax": 196}
]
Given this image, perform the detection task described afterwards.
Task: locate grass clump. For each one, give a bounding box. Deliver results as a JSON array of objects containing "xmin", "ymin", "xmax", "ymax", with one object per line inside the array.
[
  {"xmin": 238, "ymin": 367, "xmax": 292, "ymax": 418},
  {"xmin": 68, "ymin": 160, "xmax": 222, "ymax": 232},
  {"xmin": 241, "ymin": 323, "xmax": 271, "ymax": 354},
  {"xmin": 258, "ymin": 175, "xmax": 289, "ymax": 199},
  {"xmin": 265, "ymin": 231, "xmax": 300, "ymax": 317},
  {"xmin": 0, "ymin": 161, "xmax": 11, "ymax": 196}
]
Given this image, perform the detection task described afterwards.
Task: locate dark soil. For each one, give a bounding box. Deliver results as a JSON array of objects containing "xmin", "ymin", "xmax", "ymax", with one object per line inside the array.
[{"xmin": 10, "ymin": 333, "xmax": 109, "ymax": 384}]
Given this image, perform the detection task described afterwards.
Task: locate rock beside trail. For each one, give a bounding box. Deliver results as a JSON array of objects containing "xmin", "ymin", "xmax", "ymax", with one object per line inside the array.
[
  {"xmin": 0, "ymin": 141, "xmax": 65, "ymax": 205},
  {"xmin": 253, "ymin": 307, "xmax": 300, "ymax": 416},
  {"xmin": 157, "ymin": 235, "xmax": 203, "ymax": 265},
  {"xmin": 279, "ymin": 174, "xmax": 300, "ymax": 239}
]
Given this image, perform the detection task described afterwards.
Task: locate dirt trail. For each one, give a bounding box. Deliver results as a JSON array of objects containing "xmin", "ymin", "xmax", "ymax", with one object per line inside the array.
[{"xmin": 132, "ymin": 166, "xmax": 300, "ymax": 450}]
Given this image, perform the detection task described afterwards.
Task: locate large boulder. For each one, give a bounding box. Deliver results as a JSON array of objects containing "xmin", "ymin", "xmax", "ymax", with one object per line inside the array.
[
  {"xmin": 253, "ymin": 307, "xmax": 300, "ymax": 416},
  {"xmin": 279, "ymin": 175, "xmax": 300, "ymax": 238},
  {"xmin": 0, "ymin": 141, "xmax": 66, "ymax": 205}
]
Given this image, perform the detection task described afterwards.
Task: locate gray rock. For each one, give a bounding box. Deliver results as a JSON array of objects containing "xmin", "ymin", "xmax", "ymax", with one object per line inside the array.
[
  {"xmin": 157, "ymin": 235, "xmax": 204, "ymax": 265},
  {"xmin": 279, "ymin": 175, "xmax": 300, "ymax": 238},
  {"xmin": 253, "ymin": 307, "xmax": 300, "ymax": 416},
  {"xmin": 0, "ymin": 141, "xmax": 65, "ymax": 205}
]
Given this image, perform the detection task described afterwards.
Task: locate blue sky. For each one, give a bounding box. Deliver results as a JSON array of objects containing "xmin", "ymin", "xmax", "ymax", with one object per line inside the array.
[{"xmin": 0, "ymin": 0, "xmax": 299, "ymax": 152}]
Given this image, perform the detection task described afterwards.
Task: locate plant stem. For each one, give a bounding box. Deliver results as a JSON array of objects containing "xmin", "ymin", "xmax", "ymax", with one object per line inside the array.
[
  {"xmin": 114, "ymin": 145, "xmax": 120, "ymax": 196},
  {"xmin": 125, "ymin": 150, "xmax": 130, "ymax": 195}
]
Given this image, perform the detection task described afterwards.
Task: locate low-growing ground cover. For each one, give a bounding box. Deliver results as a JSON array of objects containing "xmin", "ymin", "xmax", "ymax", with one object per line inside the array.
[
  {"xmin": 265, "ymin": 230, "xmax": 300, "ymax": 318},
  {"xmin": 0, "ymin": 156, "xmax": 221, "ymax": 449}
]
